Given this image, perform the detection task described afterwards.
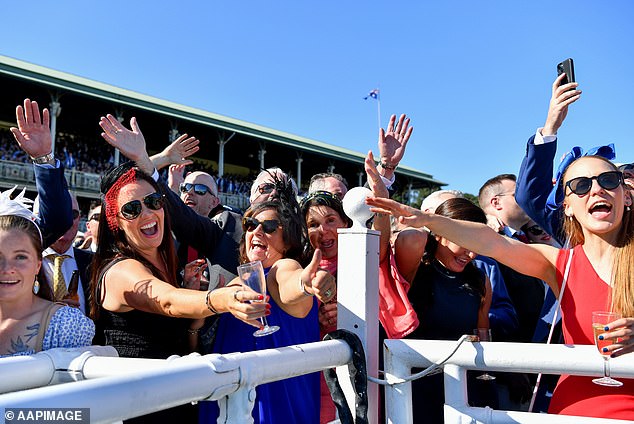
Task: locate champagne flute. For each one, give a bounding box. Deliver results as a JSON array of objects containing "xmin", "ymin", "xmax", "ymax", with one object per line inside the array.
[
  {"xmin": 237, "ymin": 261, "xmax": 280, "ymax": 337},
  {"xmin": 591, "ymin": 311, "xmax": 622, "ymax": 387},
  {"xmin": 473, "ymin": 328, "xmax": 496, "ymax": 381}
]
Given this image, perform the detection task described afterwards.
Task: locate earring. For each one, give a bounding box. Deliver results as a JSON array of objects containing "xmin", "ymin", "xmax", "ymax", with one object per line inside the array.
[
  {"xmin": 627, "ymin": 206, "xmax": 631, "ymax": 212},
  {"xmin": 33, "ymin": 278, "xmax": 40, "ymax": 295}
]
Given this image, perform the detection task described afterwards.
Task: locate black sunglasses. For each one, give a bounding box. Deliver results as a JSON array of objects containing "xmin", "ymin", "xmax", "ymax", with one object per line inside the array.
[
  {"xmin": 257, "ymin": 183, "xmax": 276, "ymax": 195},
  {"xmin": 89, "ymin": 213, "xmax": 100, "ymax": 222},
  {"xmin": 72, "ymin": 209, "xmax": 80, "ymax": 220},
  {"xmin": 242, "ymin": 217, "xmax": 280, "ymax": 234},
  {"xmin": 525, "ymin": 225, "xmax": 545, "ymax": 236},
  {"xmin": 120, "ymin": 192, "xmax": 165, "ymax": 220},
  {"xmin": 565, "ymin": 171, "xmax": 623, "ymax": 196},
  {"xmin": 179, "ymin": 183, "xmax": 214, "ymax": 196}
]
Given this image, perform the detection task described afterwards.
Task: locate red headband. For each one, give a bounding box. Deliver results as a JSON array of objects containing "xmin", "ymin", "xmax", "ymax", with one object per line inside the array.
[{"xmin": 104, "ymin": 168, "xmax": 138, "ymax": 231}]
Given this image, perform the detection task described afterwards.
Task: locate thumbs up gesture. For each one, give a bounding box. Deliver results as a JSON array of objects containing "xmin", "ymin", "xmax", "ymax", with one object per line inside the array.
[{"xmin": 300, "ymin": 249, "xmax": 336, "ymax": 303}]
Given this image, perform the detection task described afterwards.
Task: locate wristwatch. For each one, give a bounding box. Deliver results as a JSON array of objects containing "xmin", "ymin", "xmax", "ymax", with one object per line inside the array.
[{"xmin": 31, "ymin": 152, "xmax": 54, "ymax": 165}]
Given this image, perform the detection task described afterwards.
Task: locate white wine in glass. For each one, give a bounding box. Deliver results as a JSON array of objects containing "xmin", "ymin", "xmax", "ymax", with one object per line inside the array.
[
  {"xmin": 591, "ymin": 311, "xmax": 622, "ymax": 387},
  {"xmin": 237, "ymin": 261, "xmax": 280, "ymax": 337}
]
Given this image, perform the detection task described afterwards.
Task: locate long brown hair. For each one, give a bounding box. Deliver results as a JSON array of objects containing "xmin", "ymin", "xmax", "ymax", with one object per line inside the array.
[
  {"xmin": 89, "ymin": 162, "xmax": 178, "ymax": 319},
  {"xmin": 562, "ymin": 156, "xmax": 634, "ymax": 316}
]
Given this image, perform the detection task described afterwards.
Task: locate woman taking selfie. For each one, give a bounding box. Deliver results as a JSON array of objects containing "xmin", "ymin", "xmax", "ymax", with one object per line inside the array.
[{"xmin": 368, "ymin": 155, "xmax": 634, "ymax": 420}]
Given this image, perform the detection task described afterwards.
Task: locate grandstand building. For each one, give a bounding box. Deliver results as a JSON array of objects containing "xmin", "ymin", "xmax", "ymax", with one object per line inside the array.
[{"xmin": 0, "ymin": 54, "xmax": 445, "ymax": 214}]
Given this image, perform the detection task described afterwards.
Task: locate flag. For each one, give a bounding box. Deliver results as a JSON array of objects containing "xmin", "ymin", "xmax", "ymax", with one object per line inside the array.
[{"xmin": 364, "ymin": 88, "xmax": 379, "ymax": 100}]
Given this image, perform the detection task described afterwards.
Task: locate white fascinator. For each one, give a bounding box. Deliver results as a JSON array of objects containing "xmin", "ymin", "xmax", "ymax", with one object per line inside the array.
[{"xmin": 0, "ymin": 186, "xmax": 42, "ymax": 242}]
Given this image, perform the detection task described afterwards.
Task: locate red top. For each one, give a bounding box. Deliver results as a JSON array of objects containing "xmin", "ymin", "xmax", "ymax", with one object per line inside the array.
[{"xmin": 549, "ymin": 246, "xmax": 634, "ymax": 419}]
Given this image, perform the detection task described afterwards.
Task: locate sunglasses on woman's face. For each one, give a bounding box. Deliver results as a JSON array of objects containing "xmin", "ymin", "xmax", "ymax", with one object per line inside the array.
[
  {"xmin": 525, "ymin": 225, "xmax": 545, "ymax": 236},
  {"xmin": 119, "ymin": 192, "xmax": 165, "ymax": 220},
  {"xmin": 242, "ymin": 217, "xmax": 280, "ymax": 234},
  {"xmin": 179, "ymin": 183, "xmax": 214, "ymax": 196},
  {"xmin": 565, "ymin": 171, "xmax": 623, "ymax": 196}
]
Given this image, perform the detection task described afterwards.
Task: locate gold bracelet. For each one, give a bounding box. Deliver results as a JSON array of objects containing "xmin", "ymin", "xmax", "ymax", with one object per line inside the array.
[{"xmin": 206, "ymin": 289, "xmax": 219, "ymax": 314}]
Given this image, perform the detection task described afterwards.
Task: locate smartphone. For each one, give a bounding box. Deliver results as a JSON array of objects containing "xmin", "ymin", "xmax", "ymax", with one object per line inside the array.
[{"xmin": 557, "ymin": 58, "xmax": 575, "ymax": 86}]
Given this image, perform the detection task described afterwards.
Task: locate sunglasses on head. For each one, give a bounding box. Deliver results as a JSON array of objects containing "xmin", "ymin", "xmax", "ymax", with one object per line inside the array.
[
  {"xmin": 257, "ymin": 183, "xmax": 276, "ymax": 195},
  {"xmin": 565, "ymin": 171, "xmax": 623, "ymax": 196},
  {"xmin": 618, "ymin": 163, "xmax": 634, "ymax": 173},
  {"xmin": 72, "ymin": 209, "xmax": 80, "ymax": 220},
  {"xmin": 242, "ymin": 217, "xmax": 280, "ymax": 234},
  {"xmin": 179, "ymin": 183, "xmax": 214, "ymax": 196},
  {"xmin": 120, "ymin": 192, "xmax": 165, "ymax": 220},
  {"xmin": 89, "ymin": 213, "xmax": 100, "ymax": 222}
]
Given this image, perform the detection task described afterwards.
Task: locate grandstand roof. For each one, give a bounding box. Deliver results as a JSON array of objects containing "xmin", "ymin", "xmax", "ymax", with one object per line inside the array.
[{"xmin": 0, "ymin": 54, "xmax": 446, "ymax": 190}]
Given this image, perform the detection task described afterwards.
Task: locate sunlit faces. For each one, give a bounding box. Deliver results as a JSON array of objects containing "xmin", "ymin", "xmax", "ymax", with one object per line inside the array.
[
  {"xmin": 306, "ymin": 205, "xmax": 347, "ymax": 259},
  {"xmin": 563, "ymin": 157, "xmax": 628, "ymax": 237},
  {"xmin": 0, "ymin": 229, "xmax": 41, "ymax": 301},
  {"xmin": 434, "ymin": 236, "xmax": 476, "ymax": 273},
  {"xmin": 181, "ymin": 172, "xmax": 219, "ymax": 217},
  {"xmin": 321, "ymin": 177, "xmax": 348, "ymax": 201},
  {"xmin": 116, "ymin": 180, "xmax": 164, "ymax": 251},
  {"xmin": 245, "ymin": 209, "xmax": 287, "ymax": 268}
]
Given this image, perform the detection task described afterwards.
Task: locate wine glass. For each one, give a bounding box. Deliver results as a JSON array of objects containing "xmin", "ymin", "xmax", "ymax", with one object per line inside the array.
[
  {"xmin": 237, "ymin": 261, "xmax": 280, "ymax": 337},
  {"xmin": 473, "ymin": 328, "xmax": 496, "ymax": 381},
  {"xmin": 591, "ymin": 311, "xmax": 623, "ymax": 387}
]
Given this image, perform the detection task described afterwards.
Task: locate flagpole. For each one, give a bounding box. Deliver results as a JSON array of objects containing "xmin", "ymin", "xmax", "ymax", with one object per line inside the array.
[{"xmin": 377, "ymin": 86, "xmax": 381, "ymax": 129}]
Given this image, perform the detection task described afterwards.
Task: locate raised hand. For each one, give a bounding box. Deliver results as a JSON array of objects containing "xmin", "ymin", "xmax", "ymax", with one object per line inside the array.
[
  {"xmin": 151, "ymin": 134, "xmax": 201, "ymax": 171},
  {"xmin": 365, "ymin": 151, "xmax": 389, "ymax": 198},
  {"xmin": 542, "ymin": 73, "xmax": 582, "ymax": 136},
  {"xmin": 99, "ymin": 115, "xmax": 154, "ymax": 174},
  {"xmin": 378, "ymin": 114, "xmax": 413, "ymax": 172},
  {"xmin": 182, "ymin": 259, "xmax": 207, "ymax": 290},
  {"xmin": 10, "ymin": 99, "xmax": 52, "ymax": 158},
  {"xmin": 168, "ymin": 164, "xmax": 187, "ymax": 193},
  {"xmin": 300, "ymin": 249, "xmax": 336, "ymax": 303}
]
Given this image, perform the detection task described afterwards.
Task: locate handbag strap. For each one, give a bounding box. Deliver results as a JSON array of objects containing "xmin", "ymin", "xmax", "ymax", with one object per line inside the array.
[
  {"xmin": 33, "ymin": 302, "xmax": 65, "ymax": 352},
  {"xmin": 528, "ymin": 247, "xmax": 574, "ymax": 412}
]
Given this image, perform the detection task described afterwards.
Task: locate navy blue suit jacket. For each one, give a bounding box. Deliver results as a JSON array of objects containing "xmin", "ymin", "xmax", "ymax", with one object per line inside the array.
[
  {"xmin": 516, "ymin": 135, "xmax": 565, "ymax": 245},
  {"xmin": 34, "ymin": 163, "xmax": 73, "ymax": 248}
]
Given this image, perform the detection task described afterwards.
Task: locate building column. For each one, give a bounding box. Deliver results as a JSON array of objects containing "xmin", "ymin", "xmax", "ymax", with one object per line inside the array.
[
  {"xmin": 169, "ymin": 128, "xmax": 179, "ymax": 142},
  {"xmin": 358, "ymin": 171, "xmax": 364, "ymax": 187},
  {"xmin": 296, "ymin": 156, "xmax": 303, "ymax": 192},
  {"xmin": 327, "ymin": 163, "xmax": 335, "ymax": 173},
  {"xmin": 218, "ymin": 132, "xmax": 235, "ymax": 178},
  {"xmin": 49, "ymin": 99, "xmax": 61, "ymax": 157},
  {"xmin": 258, "ymin": 143, "xmax": 267, "ymax": 170}
]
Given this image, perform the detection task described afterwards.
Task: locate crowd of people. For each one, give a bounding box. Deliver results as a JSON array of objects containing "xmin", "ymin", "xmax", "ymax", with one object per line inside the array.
[{"xmin": 1, "ymin": 65, "xmax": 633, "ymax": 424}]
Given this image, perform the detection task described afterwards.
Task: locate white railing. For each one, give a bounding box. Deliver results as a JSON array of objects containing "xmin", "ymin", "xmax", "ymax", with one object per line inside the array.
[{"xmin": 383, "ymin": 339, "xmax": 634, "ymax": 424}]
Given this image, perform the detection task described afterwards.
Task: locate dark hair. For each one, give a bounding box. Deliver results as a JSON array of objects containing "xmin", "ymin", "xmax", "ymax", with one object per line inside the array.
[
  {"xmin": 0, "ymin": 215, "xmax": 51, "ymax": 300},
  {"xmin": 422, "ymin": 198, "xmax": 487, "ymax": 300},
  {"xmin": 240, "ymin": 173, "xmax": 311, "ymax": 266},
  {"xmin": 300, "ymin": 190, "xmax": 353, "ymax": 228},
  {"xmin": 89, "ymin": 162, "xmax": 178, "ymax": 319}
]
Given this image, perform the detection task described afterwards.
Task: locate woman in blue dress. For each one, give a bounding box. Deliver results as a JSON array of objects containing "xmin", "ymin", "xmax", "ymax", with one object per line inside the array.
[{"xmin": 201, "ymin": 176, "xmax": 337, "ymax": 424}]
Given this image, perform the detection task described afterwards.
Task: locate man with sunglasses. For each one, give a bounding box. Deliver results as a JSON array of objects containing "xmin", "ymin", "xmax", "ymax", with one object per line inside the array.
[{"xmin": 249, "ymin": 167, "xmax": 298, "ymax": 204}]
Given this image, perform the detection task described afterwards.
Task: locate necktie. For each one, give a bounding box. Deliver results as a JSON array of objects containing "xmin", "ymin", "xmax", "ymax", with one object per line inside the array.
[{"xmin": 47, "ymin": 254, "xmax": 71, "ymax": 300}]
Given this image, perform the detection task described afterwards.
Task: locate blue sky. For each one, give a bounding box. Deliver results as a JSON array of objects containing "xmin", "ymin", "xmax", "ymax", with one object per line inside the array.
[{"xmin": 2, "ymin": 1, "xmax": 633, "ymax": 195}]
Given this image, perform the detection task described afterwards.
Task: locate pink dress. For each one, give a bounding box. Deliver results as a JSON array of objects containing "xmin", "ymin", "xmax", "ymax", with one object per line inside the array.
[{"xmin": 549, "ymin": 246, "xmax": 634, "ymax": 419}]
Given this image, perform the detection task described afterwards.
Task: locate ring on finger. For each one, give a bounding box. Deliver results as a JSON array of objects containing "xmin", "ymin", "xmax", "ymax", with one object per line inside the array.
[
  {"xmin": 233, "ymin": 290, "xmax": 241, "ymax": 302},
  {"xmin": 325, "ymin": 289, "xmax": 333, "ymax": 298}
]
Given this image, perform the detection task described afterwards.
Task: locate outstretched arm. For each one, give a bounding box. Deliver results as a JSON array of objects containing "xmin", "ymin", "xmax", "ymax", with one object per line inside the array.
[
  {"xmin": 150, "ymin": 134, "xmax": 200, "ymax": 170},
  {"xmin": 99, "ymin": 114, "xmax": 155, "ymax": 174},
  {"xmin": 364, "ymin": 151, "xmax": 391, "ymax": 262},
  {"xmin": 366, "ymin": 197, "xmax": 561, "ymax": 291},
  {"xmin": 11, "ymin": 99, "xmax": 72, "ymax": 247}
]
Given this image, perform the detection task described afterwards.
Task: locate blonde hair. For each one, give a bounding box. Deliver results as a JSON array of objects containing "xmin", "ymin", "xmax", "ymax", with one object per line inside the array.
[{"xmin": 562, "ymin": 156, "xmax": 634, "ymax": 316}]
